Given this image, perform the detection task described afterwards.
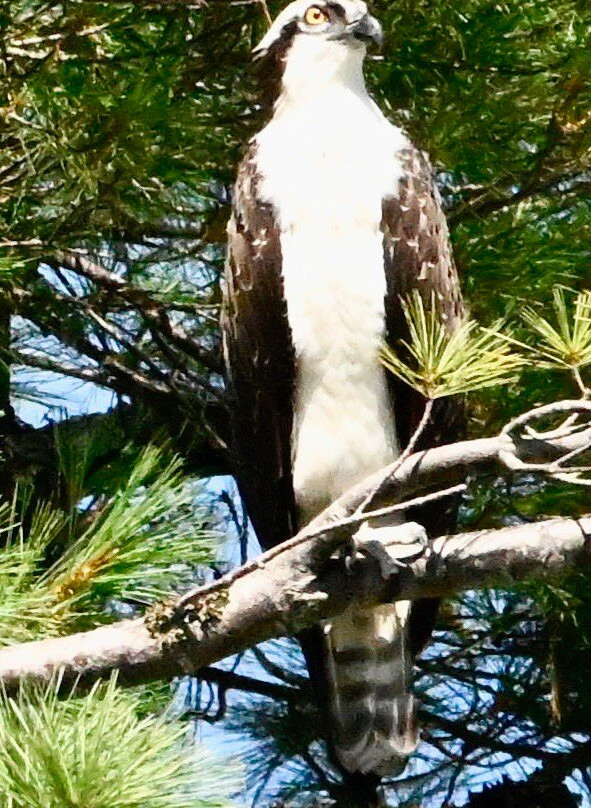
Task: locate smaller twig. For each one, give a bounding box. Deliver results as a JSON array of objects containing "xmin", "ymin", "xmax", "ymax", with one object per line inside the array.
[
  {"xmin": 357, "ymin": 398, "xmax": 434, "ymax": 513},
  {"xmin": 14, "ymin": 350, "xmax": 172, "ymax": 397},
  {"xmin": 175, "ymin": 483, "xmax": 465, "ymax": 612},
  {"xmin": 213, "ymin": 684, "xmax": 227, "ymax": 721},
  {"xmin": 0, "ymin": 238, "xmax": 42, "ymax": 248},
  {"xmin": 219, "ymin": 489, "xmax": 249, "ymax": 566},
  {"xmin": 85, "ymin": 308, "xmax": 167, "ymax": 381},
  {"xmin": 338, "ymin": 483, "xmax": 466, "ymax": 532},
  {"xmin": 500, "ymin": 400, "xmax": 591, "ymax": 481},
  {"xmin": 572, "ymin": 367, "xmax": 590, "ymax": 399},
  {"xmin": 501, "ymin": 399, "xmax": 591, "ymax": 437},
  {"xmin": 523, "ymin": 413, "xmax": 582, "ymax": 439},
  {"xmin": 257, "ymin": 0, "xmax": 272, "ymax": 26},
  {"xmin": 552, "ymin": 440, "xmax": 591, "ymax": 468},
  {"xmin": 442, "ymin": 747, "xmax": 464, "ymax": 807},
  {"xmin": 552, "ymin": 472, "xmax": 591, "ymax": 487},
  {"xmin": 54, "ymin": 249, "xmax": 222, "ymax": 373},
  {"xmin": 251, "ymin": 647, "xmax": 309, "ymax": 688}
]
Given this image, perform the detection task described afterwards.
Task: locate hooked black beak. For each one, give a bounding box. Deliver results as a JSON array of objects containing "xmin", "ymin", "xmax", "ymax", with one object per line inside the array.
[{"xmin": 349, "ymin": 13, "xmax": 383, "ymax": 49}]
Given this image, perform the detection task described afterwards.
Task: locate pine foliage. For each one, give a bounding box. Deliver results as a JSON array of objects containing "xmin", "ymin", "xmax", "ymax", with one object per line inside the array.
[
  {"xmin": 0, "ymin": 445, "xmax": 216, "ymax": 644},
  {"xmin": 381, "ymin": 292, "xmax": 523, "ymax": 399},
  {"xmin": 0, "ymin": 444, "xmax": 238, "ymax": 807},
  {"xmin": 2, "ymin": 0, "xmax": 591, "ymax": 804},
  {"xmin": 523, "ymin": 287, "xmax": 591, "ymax": 378},
  {"xmin": 0, "ymin": 675, "xmax": 241, "ymax": 808}
]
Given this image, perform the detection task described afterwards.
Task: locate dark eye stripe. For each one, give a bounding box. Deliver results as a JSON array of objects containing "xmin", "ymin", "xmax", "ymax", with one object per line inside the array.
[{"xmin": 326, "ymin": 2, "xmax": 346, "ymax": 19}]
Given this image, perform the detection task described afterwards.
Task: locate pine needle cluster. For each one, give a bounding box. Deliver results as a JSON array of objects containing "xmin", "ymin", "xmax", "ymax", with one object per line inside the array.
[
  {"xmin": 0, "ymin": 443, "xmax": 239, "ymax": 807},
  {"xmin": 382, "ymin": 288, "xmax": 591, "ymax": 402},
  {"xmin": 0, "ymin": 675, "xmax": 241, "ymax": 808},
  {"xmin": 0, "ymin": 445, "xmax": 217, "ymax": 645},
  {"xmin": 381, "ymin": 291, "xmax": 523, "ymax": 399},
  {"xmin": 522, "ymin": 288, "xmax": 591, "ymax": 395}
]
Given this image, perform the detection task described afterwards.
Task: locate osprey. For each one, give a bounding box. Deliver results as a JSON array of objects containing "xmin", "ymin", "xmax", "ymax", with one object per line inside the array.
[{"xmin": 222, "ymin": 0, "xmax": 464, "ymax": 779}]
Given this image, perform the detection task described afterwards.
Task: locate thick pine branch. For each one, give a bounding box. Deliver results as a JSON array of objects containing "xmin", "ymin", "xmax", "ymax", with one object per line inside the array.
[
  {"xmin": 0, "ymin": 514, "xmax": 588, "ymax": 692},
  {"xmin": 0, "ymin": 400, "xmax": 591, "ymax": 692}
]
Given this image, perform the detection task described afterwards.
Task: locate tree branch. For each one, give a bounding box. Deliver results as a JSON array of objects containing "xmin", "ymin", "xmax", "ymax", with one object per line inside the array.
[
  {"xmin": 1, "ymin": 399, "xmax": 590, "ymax": 691},
  {"xmin": 311, "ymin": 399, "xmax": 591, "ymax": 525},
  {"xmin": 198, "ymin": 666, "xmax": 306, "ymax": 703},
  {"xmin": 0, "ymin": 513, "xmax": 589, "ymax": 692},
  {"xmin": 15, "ymin": 350, "xmax": 173, "ymax": 398},
  {"xmin": 450, "ymin": 174, "xmax": 591, "ymax": 225},
  {"xmin": 53, "ymin": 250, "xmax": 222, "ymax": 373}
]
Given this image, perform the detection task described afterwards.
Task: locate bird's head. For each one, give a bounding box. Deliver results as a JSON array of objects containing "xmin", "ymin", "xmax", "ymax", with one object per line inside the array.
[
  {"xmin": 253, "ymin": 1, "xmax": 382, "ymax": 102},
  {"xmin": 254, "ymin": 0, "xmax": 382, "ymax": 58}
]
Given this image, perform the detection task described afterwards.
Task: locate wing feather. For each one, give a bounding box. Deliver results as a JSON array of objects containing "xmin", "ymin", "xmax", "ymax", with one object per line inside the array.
[
  {"xmin": 383, "ymin": 145, "xmax": 465, "ymax": 451},
  {"xmin": 382, "ymin": 144, "xmax": 466, "ymax": 654},
  {"xmin": 222, "ymin": 142, "xmax": 298, "ymax": 549}
]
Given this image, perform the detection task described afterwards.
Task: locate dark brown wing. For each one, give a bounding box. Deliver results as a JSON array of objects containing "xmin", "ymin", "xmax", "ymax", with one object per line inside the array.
[
  {"xmin": 382, "ymin": 145, "xmax": 466, "ymax": 653},
  {"xmin": 382, "ymin": 144, "xmax": 465, "ymax": 453},
  {"xmin": 221, "ymin": 142, "xmax": 298, "ymax": 550}
]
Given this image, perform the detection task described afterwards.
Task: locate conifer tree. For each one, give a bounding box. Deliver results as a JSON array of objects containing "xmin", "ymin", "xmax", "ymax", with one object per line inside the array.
[{"xmin": 1, "ymin": 0, "xmax": 591, "ymax": 805}]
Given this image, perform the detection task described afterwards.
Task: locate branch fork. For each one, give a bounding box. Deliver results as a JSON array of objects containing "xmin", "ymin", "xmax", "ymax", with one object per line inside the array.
[
  {"xmin": 0, "ymin": 400, "xmax": 590, "ymax": 692},
  {"xmin": 499, "ymin": 400, "xmax": 591, "ymax": 484}
]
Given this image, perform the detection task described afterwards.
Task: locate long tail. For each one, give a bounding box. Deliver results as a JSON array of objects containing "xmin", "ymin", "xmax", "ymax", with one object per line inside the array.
[{"xmin": 324, "ymin": 600, "xmax": 419, "ymax": 777}]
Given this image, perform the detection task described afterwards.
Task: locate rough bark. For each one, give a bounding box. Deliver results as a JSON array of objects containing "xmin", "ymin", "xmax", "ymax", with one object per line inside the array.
[
  {"xmin": 0, "ymin": 514, "xmax": 589, "ymax": 692},
  {"xmin": 0, "ymin": 399, "xmax": 590, "ymax": 692},
  {"xmin": 311, "ymin": 399, "xmax": 591, "ymax": 527}
]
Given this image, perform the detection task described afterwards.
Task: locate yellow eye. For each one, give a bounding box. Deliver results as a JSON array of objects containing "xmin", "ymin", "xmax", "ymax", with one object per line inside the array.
[{"xmin": 304, "ymin": 5, "xmax": 329, "ymax": 25}]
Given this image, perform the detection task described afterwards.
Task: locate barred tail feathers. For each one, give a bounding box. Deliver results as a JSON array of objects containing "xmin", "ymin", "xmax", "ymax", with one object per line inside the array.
[{"xmin": 324, "ymin": 600, "xmax": 418, "ymax": 777}]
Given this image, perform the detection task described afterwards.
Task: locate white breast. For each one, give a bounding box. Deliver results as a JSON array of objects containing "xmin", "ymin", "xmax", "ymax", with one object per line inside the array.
[{"xmin": 256, "ymin": 85, "xmax": 409, "ymax": 520}]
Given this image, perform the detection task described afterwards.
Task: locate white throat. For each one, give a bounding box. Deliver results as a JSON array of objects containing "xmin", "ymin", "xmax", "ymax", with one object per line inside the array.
[
  {"xmin": 255, "ymin": 39, "xmax": 410, "ymax": 521},
  {"xmin": 277, "ymin": 37, "xmax": 368, "ymax": 110}
]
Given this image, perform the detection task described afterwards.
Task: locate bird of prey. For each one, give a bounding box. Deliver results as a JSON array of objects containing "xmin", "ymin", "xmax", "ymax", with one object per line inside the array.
[{"xmin": 222, "ymin": 0, "xmax": 464, "ymax": 780}]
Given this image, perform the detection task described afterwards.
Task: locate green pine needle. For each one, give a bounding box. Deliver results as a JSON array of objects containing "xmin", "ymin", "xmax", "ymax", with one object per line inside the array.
[
  {"xmin": 0, "ymin": 447, "xmax": 220, "ymax": 645},
  {"xmin": 0, "ymin": 503, "xmax": 66, "ymax": 645},
  {"xmin": 0, "ymin": 675, "xmax": 241, "ymax": 808},
  {"xmin": 381, "ymin": 292, "xmax": 524, "ymax": 399},
  {"xmin": 45, "ymin": 445, "xmax": 218, "ymax": 613},
  {"xmin": 522, "ymin": 287, "xmax": 591, "ymax": 370}
]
